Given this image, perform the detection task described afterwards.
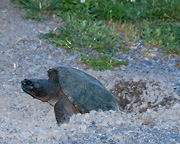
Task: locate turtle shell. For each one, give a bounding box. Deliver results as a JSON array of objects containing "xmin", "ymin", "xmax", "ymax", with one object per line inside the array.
[{"xmin": 48, "ymin": 66, "xmax": 119, "ymax": 113}]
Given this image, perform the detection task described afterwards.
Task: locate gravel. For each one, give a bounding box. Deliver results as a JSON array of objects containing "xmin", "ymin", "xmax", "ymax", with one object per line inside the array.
[{"xmin": 0, "ymin": 0, "xmax": 180, "ymax": 143}]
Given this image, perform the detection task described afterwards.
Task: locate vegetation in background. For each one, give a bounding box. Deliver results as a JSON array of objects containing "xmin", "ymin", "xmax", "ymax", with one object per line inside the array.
[
  {"xmin": 11, "ymin": 0, "xmax": 180, "ymax": 70},
  {"xmin": 11, "ymin": 0, "xmax": 180, "ymax": 21},
  {"xmin": 39, "ymin": 16, "xmax": 125, "ymax": 53},
  {"xmin": 140, "ymin": 21, "xmax": 180, "ymax": 54}
]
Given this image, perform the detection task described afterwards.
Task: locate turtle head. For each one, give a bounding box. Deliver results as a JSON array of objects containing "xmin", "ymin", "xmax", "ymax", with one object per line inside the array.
[{"xmin": 21, "ymin": 79, "xmax": 58, "ymax": 102}]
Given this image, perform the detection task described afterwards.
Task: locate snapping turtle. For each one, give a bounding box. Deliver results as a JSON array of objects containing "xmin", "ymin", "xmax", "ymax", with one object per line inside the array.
[{"xmin": 21, "ymin": 66, "xmax": 119, "ymax": 124}]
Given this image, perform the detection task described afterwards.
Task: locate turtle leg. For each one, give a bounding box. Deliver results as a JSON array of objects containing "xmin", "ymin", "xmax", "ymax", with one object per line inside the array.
[{"xmin": 54, "ymin": 95, "xmax": 77, "ymax": 125}]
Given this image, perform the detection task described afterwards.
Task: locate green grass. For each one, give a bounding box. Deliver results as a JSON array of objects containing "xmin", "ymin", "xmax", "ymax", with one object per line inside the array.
[
  {"xmin": 11, "ymin": 0, "xmax": 180, "ymax": 70},
  {"xmin": 81, "ymin": 54, "xmax": 128, "ymax": 71},
  {"xmin": 117, "ymin": 20, "xmax": 180, "ymax": 55},
  {"xmin": 140, "ymin": 21, "xmax": 180, "ymax": 54}
]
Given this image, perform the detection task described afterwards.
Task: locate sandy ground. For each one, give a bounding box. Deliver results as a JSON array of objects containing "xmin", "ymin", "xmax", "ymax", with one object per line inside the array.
[{"xmin": 0, "ymin": 0, "xmax": 180, "ymax": 143}]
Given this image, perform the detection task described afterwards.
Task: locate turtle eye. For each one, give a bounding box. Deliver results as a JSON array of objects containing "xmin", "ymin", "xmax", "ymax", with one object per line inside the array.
[{"xmin": 24, "ymin": 79, "xmax": 34, "ymax": 87}]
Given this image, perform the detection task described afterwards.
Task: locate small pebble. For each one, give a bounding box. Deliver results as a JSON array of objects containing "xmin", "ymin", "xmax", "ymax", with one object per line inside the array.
[{"xmin": 69, "ymin": 56, "xmax": 76, "ymax": 59}]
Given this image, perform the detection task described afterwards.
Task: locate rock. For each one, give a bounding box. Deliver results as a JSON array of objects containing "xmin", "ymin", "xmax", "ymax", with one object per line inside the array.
[
  {"xmin": 20, "ymin": 132, "xmax": 30, "ymax": 139},
  {"xmin": 172, "ymin": 103, "xmax": 180, "ymax": 109}
]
